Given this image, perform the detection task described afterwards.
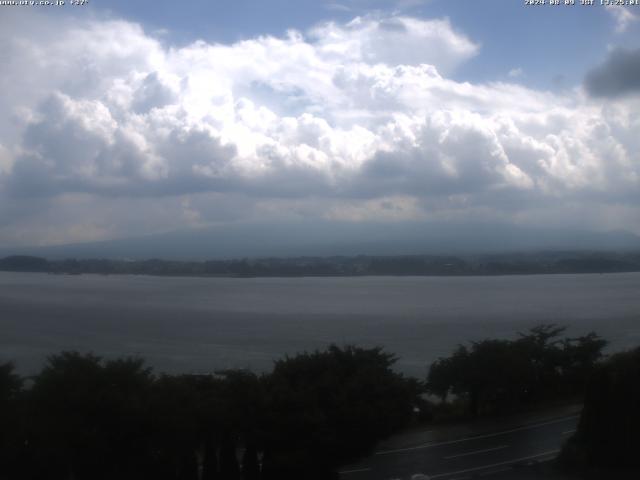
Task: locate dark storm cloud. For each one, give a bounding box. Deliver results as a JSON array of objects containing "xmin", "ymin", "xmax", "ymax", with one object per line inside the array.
[{"xmin": 585, "ymin": 48, "xmax": 640, "ymax": 98}]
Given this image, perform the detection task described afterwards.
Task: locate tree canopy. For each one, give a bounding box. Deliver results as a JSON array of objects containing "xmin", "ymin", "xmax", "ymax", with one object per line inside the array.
[
  {"xmin": 0, "ymin": 327, "xmax": 618, "ymax": 479},
  {"xmin": 0, "ymin": 346, "xmax": 420, "ymax": 480},
  {"xmin": 426, "ymin": 325, "xmax": 607, "ymax": 417},
  {"xmin": 561, "ymin": 347, "xmax": 640, "ymax": 471}
]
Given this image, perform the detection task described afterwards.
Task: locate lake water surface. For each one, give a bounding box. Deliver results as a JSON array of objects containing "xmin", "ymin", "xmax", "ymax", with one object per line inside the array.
[{"xmin": 1, "ymin": 272, "xmax": 639, "ymax": 377}]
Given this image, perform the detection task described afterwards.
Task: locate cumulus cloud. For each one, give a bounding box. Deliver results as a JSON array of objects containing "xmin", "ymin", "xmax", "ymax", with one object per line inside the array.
[
  {"xmin": 310, "ymin": 16, "xmax": 479, "ymax": 74},
  {"xmin": 0, "ymin": 10, "xmax": 639, "ymax": 246},
  {"xmin": 585, "ymin": 48, "xmax": 640, "ymax": 98}
]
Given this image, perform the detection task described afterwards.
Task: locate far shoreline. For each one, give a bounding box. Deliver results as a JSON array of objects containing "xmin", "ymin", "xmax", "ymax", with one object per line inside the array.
[
  {"xmin": 2, "ymin": 251, "xmax": 640, "ymax": 278},
  {"xmin": 2, "ymin": 269, "xmax": 640, "ymax": 280}
]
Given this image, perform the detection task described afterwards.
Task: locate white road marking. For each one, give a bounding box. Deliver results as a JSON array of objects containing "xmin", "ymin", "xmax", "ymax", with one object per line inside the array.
[
  {"xmin": 376, "ymin": 415, "xmax": 578, "ymax": 455},
  {"xmin": 428, "ymin": 449, "xmax": 560, "ymax": 479},
  {"xmin": 562, "ymin": 429, "xmax": 576, "ymax": 435},
  {"xmin": 444, "ymin": 445, "xmax": 508, "ymax": 460},
  {"xmin": 339, "ymin": 468, "xmax": 371, "ymax": 475}
]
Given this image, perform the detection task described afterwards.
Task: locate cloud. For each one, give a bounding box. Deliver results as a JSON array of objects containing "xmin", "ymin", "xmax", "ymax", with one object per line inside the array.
[
  {"xmin": 508, "ymin": 67, "xmax": 524, "ymax": 79},
  {"xmin": 324, "ymin": 3, "xmax": 352, "ymax": 12},
  {"xmin": 131, "ymin": 72, "xmax": 178, "ymax": 114},
  {"xmin": 0, "ymin": 144, "xmax": 12, "ymax": 177},
  {"xmin": 584, "ymin": 48, "xmax": 640, "ymax": 97},
  {"xmin": 0, "ymin": 11, "xmax": 639, "ymax": 246},
  {"xmin": 310, "ymin": 16, "xmax": 479, "ymax": 74},
  {"xmin": 607, "ymin": 5, "xmax": 639, "ymax": 33}
]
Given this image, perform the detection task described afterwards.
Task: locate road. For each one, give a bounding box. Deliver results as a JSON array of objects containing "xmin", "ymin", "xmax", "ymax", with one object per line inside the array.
[{"xmin": 339, "ymin": 413, "xmax": 579, "ymax": 480}]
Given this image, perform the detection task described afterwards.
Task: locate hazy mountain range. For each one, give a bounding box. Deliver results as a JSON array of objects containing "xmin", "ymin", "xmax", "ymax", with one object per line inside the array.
[{"xmin": 2, "ymin": 222, "xmax": 639, "ymax": 261}]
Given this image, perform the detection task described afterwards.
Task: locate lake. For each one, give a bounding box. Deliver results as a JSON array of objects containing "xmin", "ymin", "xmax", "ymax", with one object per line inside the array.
[{"xmin": 1, "ymin": 272, "xmax": 639, "ymax": 377}]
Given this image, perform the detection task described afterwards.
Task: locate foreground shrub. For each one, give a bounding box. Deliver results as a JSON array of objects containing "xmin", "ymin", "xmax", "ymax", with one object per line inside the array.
[{"xmin": 560, "ymin": 347, "xmax": 640, "ymax": 471}]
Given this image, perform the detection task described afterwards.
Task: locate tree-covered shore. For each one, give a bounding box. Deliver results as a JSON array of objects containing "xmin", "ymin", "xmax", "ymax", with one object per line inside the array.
[
  {"xmin": 2, "ymin": 325, "xmax": 636, "ymax": 479},
  {"xmin": 2, "ymin": 251, "xmax": 640, "ymax": 277}
]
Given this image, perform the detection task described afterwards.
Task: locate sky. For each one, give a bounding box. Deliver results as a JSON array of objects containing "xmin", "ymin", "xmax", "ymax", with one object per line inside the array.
[{"xmin": 0, "ymin": 0, "xmax": 639, "ymax": 252}]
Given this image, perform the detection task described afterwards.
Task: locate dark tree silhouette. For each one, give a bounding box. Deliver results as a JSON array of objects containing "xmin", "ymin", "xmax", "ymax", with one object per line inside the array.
[
  {"xmin": 561, "ymin": 347, "xmax": 640, "ymax": 471},
  {"xmin": 4, "ymin": 334, "xmax": 608, "ymax": 480},
  {"xmin": 0, "ymin": 362, "xmax": 23, "ymax": 478},
  {"xmin": 261, "ymin": 345, "xmax": 420, "ymax": 478},
  {"xmin": 24, "ymin": 352, "xmax": 156, "ymax": 480},
  {"xmin": 241, "ymin": 442, "xmax": 260, "ymax": 480},
  {"xmin": 427, "ymin": 325, "xmax": 607, "ymax": 417}
]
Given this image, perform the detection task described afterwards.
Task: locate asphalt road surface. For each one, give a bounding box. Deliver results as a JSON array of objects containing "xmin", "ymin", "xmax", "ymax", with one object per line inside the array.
[{"xmin": 339, "ymin": 414, "xmax": 579, "ymax": 480}]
